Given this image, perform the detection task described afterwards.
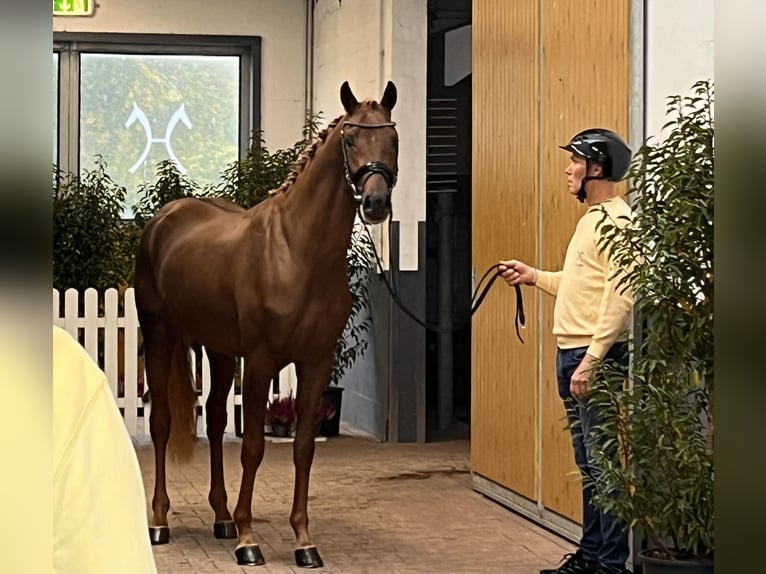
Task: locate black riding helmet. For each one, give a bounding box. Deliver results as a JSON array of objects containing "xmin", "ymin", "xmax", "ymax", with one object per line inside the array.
[{"xmin": 560, "ymin": 128, "xmax": 632, "ymax": 202}]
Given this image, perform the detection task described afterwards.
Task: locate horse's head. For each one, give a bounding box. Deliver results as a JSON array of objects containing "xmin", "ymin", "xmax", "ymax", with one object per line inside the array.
[{"xmin": 339, "ymin": 81, "xmax": 398, "ymax": 224}]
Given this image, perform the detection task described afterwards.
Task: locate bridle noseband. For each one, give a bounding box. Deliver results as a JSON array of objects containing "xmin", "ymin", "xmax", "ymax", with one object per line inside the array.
[{"xmin": 340, "ymin": 121, "xmax": 398, "ymax": 203}]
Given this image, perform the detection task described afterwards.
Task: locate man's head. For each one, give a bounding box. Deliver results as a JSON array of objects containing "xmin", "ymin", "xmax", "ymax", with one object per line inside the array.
[{"xmin": 560, "ymin": 128, "xmax": 632, "ymax": 203}]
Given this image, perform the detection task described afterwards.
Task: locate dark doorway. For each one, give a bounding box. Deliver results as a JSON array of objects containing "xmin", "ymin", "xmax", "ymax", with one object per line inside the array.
[{"xmin": 425, "ymin": 0, "xmax": 472, "ymax": 441}]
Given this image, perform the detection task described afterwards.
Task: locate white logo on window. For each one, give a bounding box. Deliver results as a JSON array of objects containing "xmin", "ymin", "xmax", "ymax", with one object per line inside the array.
[{"xmin": 125, "ymin": 102, "xmax": 192, "ymax": 174}]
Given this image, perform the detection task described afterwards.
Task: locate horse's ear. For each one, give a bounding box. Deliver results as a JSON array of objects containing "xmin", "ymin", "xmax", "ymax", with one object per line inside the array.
[
  {"xmin": 340, "ymin": 81, "xmax": 358, "ymax": 114},
  {"xmin": 380, "ymin": 81, "xmax": 397, "ymax": 111}
]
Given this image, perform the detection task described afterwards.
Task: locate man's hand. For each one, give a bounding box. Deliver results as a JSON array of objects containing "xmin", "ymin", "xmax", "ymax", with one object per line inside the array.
[
  {"xmin": 498, "ymin": 259, "xmax": 536, "ymax": 286},
  {"xmin": 570, "ymin": 353, "xmax": 598, "ymax": 400}
]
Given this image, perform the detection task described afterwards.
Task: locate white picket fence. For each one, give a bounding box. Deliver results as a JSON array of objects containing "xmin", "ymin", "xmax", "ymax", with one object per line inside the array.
[{"xmin": 52, "ymin": 287, "xmax": 298, "ymax": 437}]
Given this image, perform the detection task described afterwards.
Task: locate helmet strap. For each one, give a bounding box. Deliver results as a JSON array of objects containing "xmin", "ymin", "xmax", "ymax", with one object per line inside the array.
[{"xmin": 576, "ymin": 159, "xmax": 605, "ymax": 203}]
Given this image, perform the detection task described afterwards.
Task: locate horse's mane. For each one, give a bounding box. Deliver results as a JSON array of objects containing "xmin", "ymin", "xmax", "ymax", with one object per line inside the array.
[{"xmin": 269, "ymin": 114, "xmax": 345, "ymax": 196}]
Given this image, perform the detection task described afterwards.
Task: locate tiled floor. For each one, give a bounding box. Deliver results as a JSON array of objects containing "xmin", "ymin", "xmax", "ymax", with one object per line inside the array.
[{"xmin": 135, "ymin": 435, "xmax": 574, "ymax": 574}]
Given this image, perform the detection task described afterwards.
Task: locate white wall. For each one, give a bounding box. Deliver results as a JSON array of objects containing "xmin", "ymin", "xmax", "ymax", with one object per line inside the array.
[
  {"xmin": 312, "ymin": 1, "xmax": 382, "ymax": 115},
  {"xmin": 312, "ymin": 0, "xmax": 427, "ymax": 271},
  {"xmin": 645, "ymin": 0, "xmax": 714, "ymax": 140},
  {"xmin": 389, "ymin": 0, "xmax": 428, "ymax": 272},
  {"xmin": 54, "ymin": 0, "xmax": 309, "ymax": 151}
]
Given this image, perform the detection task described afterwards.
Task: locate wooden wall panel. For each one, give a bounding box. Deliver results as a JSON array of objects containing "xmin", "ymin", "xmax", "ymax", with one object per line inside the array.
[
  {"xmin": 471, "ymin": 0, "xmax": 631, "ymax": 525},
  {"xmin": 539, "ymin": 0, "xmax": 630, "ymax": 521},
  {"xmin": 471, "ymin": 0, "xmax": 540, "ymax": 500}
]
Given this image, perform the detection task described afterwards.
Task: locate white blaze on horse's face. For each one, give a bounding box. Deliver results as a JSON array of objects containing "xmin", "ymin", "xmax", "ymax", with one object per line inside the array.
[{"xmin": 340, "ymin": 81, "xmax": 399, "ymax": 224}]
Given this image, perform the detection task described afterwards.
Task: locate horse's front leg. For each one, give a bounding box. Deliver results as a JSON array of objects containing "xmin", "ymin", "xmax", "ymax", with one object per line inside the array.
[
  {"xmin": 290, "ymin": 356, "xmax": 333, "ymax": 568},
  {"xmin": 232, "ymin": 355, "xmax": 273, "ymax": 566}
]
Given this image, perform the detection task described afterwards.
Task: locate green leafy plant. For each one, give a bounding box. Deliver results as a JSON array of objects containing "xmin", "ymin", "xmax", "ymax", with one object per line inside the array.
[
  {"xmin": 330, "ymin": 222, "xmax": 375, "ymax": 386},
  {"xmin": 53, "ymin": 156, "xmax": 133, "ymax": 292},
  {"xmin": 131, "ymin": 159, "xmax": 204, "ymax": 226},
  {"xmin": 588, "ymin": 79, "xmax": 714, "ymax": 562},
  {"xmin": 215, "ymin": 112, "xmax": 323, "ymax": 208}
]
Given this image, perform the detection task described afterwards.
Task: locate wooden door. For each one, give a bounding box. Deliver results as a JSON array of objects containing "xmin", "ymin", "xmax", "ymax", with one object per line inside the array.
[
  {"xmin": 472, "ymin": 0, "xmax": 540, "ymax": 502},
  {"xmin": 539, "ymin": 0, "xmax": 630, "ymax": 522}
]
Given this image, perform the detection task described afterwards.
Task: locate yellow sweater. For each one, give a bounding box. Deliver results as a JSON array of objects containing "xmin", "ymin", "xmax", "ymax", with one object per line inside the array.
[
  {"xmin": 53, "ymin": 326, "xmax": 157, "ymax": 574},
  {"xmin": 535, "ymin": 196, "xmax": 634, "ymax": 359}
]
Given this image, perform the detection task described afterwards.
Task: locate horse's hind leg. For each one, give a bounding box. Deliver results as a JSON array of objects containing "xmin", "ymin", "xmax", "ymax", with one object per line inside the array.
[
  {"xmin": 290, "ymin": 357, "xmax": 334, "ymax": 568},
  {"xmin": 205, "ymin": 350, "xmax": 237, "ymax": 539},
  {"xmin": 142, "ymin": 320, "xmax": 175, "ymax": 545}
]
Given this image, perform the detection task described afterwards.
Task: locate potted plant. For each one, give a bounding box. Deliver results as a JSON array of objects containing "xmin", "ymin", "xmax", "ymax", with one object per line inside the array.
[
  {"xmin": 588, "ymin": 80, "xmax": 714, "ymax": 573},
  {"xmin": 266, "ymin": 394, "xmax": 297, "ymax": 438},
  {"xmin": 321, "ymin": 221, "xmax": 376, "ymax": 437},
  {"xmin": 313, "ymin": 398, "xmax": 337, "ymax": 437},
  {"xmin": 53, "ymin": 156, "xmax": 133, "ymax": 295}
]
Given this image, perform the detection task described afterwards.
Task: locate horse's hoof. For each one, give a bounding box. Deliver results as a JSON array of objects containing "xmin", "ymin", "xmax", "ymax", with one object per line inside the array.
[
  {"xmin": 213, "ymin": 520, "xmax": 237, "ymax": 539},
  {"xmin": 148, "ymin": 526, "xmax": 169, "ymax": 545},
  {"xmin": 295, "ymin": 547, "xmax": 324, "ymax": 568},
  {"xmin": 235, "ymin": 545, "xmax": 265, "ymax": 566}
]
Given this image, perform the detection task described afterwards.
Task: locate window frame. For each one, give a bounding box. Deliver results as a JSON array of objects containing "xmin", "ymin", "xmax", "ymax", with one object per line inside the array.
[
  {"xmin": 53, "ymin": 51, "xmax": 60, "ymax": 167},
  {"xmin": 53, "ymin": 32, "xmax": 261, "ymax": 180}
]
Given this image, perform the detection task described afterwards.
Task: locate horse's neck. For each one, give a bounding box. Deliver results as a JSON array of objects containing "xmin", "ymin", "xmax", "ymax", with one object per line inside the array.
[{"xmin": 277, "ymin": 126, "xmax": 357, "ymax": 260}]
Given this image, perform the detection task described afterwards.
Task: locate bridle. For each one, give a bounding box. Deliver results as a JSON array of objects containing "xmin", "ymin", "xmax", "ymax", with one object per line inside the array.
[{"xmin": 340, "ymin": 120, "xmax": 398, "ymax": 203}]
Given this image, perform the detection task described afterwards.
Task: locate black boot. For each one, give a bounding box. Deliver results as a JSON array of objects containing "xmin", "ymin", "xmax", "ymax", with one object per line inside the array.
[{"xmin": 540, "ymin": 551, "xmax": 599, "ymax": 574}]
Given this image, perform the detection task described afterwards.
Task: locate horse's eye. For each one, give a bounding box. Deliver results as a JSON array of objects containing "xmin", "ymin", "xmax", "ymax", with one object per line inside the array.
[{"xmin": 346, "ymin": 138, "xmax": 356, "ymax": 148}]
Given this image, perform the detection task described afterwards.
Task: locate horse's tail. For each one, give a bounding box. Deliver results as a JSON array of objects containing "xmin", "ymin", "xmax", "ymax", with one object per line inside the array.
[{"xmin": 167, "ymin": 338, "xmax": 197, "ymax": 464}]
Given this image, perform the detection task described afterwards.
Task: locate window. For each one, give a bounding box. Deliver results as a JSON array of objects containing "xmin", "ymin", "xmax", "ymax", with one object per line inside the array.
[{"xmin": 54, "ymin": 34, "xmax": 261, "ymax": 217}]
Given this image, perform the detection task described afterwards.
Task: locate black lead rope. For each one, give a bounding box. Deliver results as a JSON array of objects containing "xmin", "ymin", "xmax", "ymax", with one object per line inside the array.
[
  {"xmin": 360, "ymin": 223, "xmax": 526, "ymax": 343},
  {"xmin": 472, "ymin": 264, "xmax": 526, "ymax": 344}
]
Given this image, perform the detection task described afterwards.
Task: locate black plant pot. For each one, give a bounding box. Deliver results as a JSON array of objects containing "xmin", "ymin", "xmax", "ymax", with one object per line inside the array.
[
  {"xmin": 235, "ymin": 404, "xmax": 243, "ymax": 437},
  {"xmin": 320, "ymin": 386, "xmax": 344, "ymax": 437},
  {"xmin": 640, "ymin": 552, "xmax": 714, "ymax": 574},
  {"xmin": 271, "ymin": 422, "xmax": 292, "ymax": 438}
]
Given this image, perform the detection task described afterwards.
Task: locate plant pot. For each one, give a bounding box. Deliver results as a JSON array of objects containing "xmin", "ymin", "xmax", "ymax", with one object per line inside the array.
[
  {"xmin": 235, "ymin": 404, "xmax": 243, "ymax": 438},
  {"xmin": 640, "ymin": 551, "xmax": 714, "ymax": 574},
  {"xmin": 271, "ymin": 422, "xmax": 292, "ymax": 438},
  {"xmin": 320, "ymin": 386, "xmax": 344, "ymax": 437}
]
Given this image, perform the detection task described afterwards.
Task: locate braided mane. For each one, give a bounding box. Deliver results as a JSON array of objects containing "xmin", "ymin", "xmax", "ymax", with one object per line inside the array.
[{"xmin": 269, "ymin": 114, "xmax": 345, "ymax": 196}]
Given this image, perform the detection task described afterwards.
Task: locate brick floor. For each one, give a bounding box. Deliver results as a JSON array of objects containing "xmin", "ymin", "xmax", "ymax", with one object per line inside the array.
[{"xmin": 135, "ymin": 435, "xmax": 575, "ymax": 574}]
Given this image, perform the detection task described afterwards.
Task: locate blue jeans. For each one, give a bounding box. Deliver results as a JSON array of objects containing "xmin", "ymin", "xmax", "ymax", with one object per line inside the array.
[{"xmin": 556, "ymin": 344, "xmax": 629, "ymax": 572}]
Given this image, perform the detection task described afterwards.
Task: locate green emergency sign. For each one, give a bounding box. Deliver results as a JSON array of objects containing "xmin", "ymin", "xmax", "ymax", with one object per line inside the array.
[{"xmin": 53, "ymin": 0, "xmax": 95, "ymax": 17}]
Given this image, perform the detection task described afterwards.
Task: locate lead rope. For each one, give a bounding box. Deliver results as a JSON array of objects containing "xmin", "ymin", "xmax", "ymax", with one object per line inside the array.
[{"xmin": 357, "ymin": 213, "xmax": 525, "ymax": 342}]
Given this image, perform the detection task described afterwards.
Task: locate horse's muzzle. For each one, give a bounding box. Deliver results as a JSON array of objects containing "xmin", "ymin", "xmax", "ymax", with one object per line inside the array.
[{"xmin": 362, "ymin": 193, "xmax": 392, "ymax": 224}]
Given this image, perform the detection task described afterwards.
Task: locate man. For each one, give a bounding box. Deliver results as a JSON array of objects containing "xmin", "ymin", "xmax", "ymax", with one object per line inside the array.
[
  {"xmin": 53, "ymin": 326, "xmax": 158, "ymax": 574},
  {"xmin": 499, "ymin": 128, "xmax": 634, "ymax": 574}
]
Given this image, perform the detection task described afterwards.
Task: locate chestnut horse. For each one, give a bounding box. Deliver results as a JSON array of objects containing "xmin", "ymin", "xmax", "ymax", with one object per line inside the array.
[{"xmin": 134, "ymin": 81, "xmax": 398, "ymax": 567}]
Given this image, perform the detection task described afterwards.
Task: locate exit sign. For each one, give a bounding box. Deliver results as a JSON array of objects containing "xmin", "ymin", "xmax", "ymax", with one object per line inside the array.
[{"xmin": 53, "ymin": 0, "xmax": 95, "ymax": 16}]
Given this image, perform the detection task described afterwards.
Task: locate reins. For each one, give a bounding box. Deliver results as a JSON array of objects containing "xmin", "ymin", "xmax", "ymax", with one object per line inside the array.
[
  {"xmin": 341, "ymin": 117, "xmax": 525, "ymax": 343},
  {"xmin": 359, "ymin": 220, "xmax": 526, "ymax": 343}
]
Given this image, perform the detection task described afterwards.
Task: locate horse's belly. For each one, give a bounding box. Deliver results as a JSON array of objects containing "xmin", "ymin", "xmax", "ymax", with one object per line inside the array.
[{"xmin": 157, "ymin": 283, "xmax": 245, "ymax": 352}]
